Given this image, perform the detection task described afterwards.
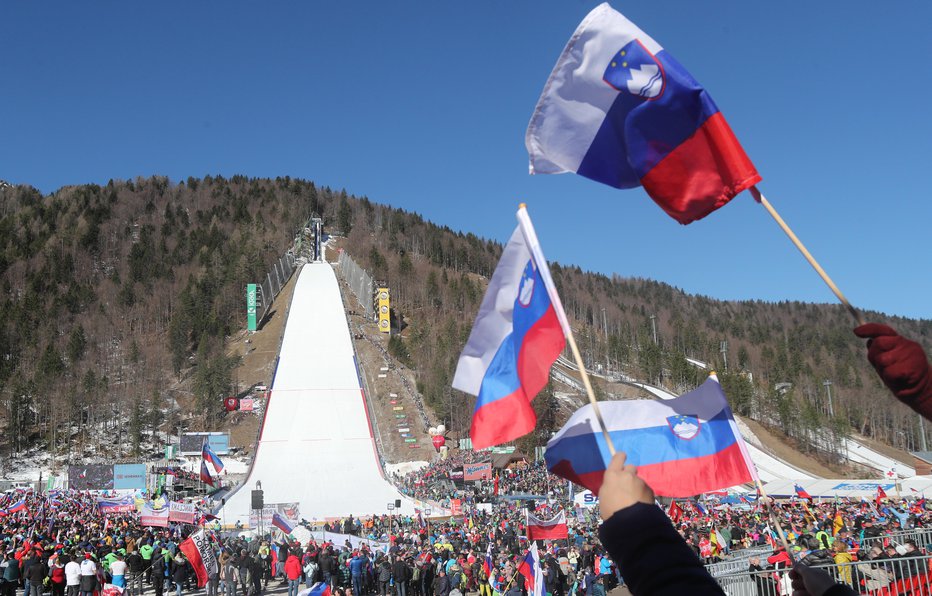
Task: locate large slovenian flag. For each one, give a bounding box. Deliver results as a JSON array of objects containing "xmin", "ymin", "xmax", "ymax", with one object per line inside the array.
[
  {"xmin": 517, "ymin": 543, "xmax": 545, "ymax": 596},
  {"xmin": 452, "ymin": 206, "xmax": 568, "ymax": 449},
  {"xmin": 545, "ymin": 376, "xmax": 757, "ymax": 497},
  {"xmin": 526, "ymin": 510, "xmax": 569, "ymax": 541},
  {"xmin": 202, "ymin": 439, "xmax": 224, "ymax": 474},
  {"xmin": 526, "ymin": 3, "xmax": 760, "ymax": 225}
]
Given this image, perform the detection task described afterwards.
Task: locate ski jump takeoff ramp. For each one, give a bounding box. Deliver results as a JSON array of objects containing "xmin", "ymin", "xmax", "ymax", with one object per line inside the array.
[{"xmin": 219, "ymin": 263, "xmax": 418, "ymax": 526}]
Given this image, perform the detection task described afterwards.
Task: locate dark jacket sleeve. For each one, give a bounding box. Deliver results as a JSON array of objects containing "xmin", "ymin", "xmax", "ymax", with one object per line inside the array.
[
  {"xmin": 824, "ymin": 585, "xmax": 858, "ymax": 596},
  {"xmin": 597, "ymin": 503, "xmax": 724, "ymax": 596}
]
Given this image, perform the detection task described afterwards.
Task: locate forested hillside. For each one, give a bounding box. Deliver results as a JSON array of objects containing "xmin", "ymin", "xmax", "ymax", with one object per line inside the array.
[
  {"xmin": 333, "ymin": 195, "xmax": 932, "ymax": 464},
  {"xmin": 0, "ymin": 176, "xmax": 341, "ymax": 464},
  {"xmin": 0, "ymin": 177, "xmax": 929, "ymax": 471}
]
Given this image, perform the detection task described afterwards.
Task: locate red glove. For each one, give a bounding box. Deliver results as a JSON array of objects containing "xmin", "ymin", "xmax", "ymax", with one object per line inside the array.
[{"xmin": 854, "ymin": 323, "xmax": 932, "ymax": 413}]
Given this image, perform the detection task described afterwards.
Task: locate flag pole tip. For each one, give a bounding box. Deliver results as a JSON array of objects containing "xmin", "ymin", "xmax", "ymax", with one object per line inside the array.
[{"xmin": 518, "ymin": 202, "xmax": 527, "ymax": 210}]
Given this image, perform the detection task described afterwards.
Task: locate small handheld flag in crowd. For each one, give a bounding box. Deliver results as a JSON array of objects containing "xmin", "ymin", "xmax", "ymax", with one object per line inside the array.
[
  {"xmin": 876, "ymin": 486, "xmax": 888, "ymax": 507},
  {"xmin": 668, "ymin": 501, "xmax": 684, "ymax": 524},
  {"xmin": 517, "ymin": 543, "xmax": 545, "ymax": 596},
  {"xmin": 794, "ymin": 484, "xmax": 813, "ymax": 501}
]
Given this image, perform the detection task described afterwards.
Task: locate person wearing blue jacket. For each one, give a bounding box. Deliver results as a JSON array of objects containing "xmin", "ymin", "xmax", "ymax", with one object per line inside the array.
[{"xmin": 350, "ymin": 552, "xmax": 368, "ymax": 596}]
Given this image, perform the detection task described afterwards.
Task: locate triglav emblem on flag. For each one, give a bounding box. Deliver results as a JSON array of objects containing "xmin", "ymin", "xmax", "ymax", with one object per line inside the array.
[
  {"xmin": 666, "ymin": 414, "xmax": 700, "ymax": 440},
  {"xmin": 603, "ymin": 41, "xmax": 665, "ymax": 100},
  {"xmin": 526, "ymin": 3, "xmax": 761, "ymax": 224},
  {"xmin": 518, "ymin": 264, "xmax": 536, "ymax": 307},
  {"xmin": 453, "ymin": 205, "xmax": 569, "ymax": 449}
]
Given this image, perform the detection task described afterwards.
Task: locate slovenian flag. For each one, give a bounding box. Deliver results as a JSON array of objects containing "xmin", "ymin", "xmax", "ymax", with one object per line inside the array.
[
  {"xmin": 7, "ymin": 499, "xmax": 26, "ymax": 514},
  {"xmin": 199, "ymin": 460, "xmax": 215, "ymax": 487},
  {"xmin": 517, "ymin": 543, "xmax": 544, "ymax": 596},
  {"xmin": 452, "ymin": 206, "xmax": 568, "ymax": 449},
  {"xmin": 545, "ymin": 376, "xmax": 756, "ymax": 497},
  {"xmin": 482, "ymin": 543, "xmax": 495, "ymax": 586},
  {"xmin": 202, "ymin": 440, "xmax": 224, "ymax": 473},
  {"xmin": 308, "ymin": 583, "xmax": 331, "ymax": 596},
  {"xmin": 794, "ymin": 484, "xmax": 813, "ymax": 501},
  {"xmin": 272, "ymin": 512, "xmax": 295, "ymax": 535},
  {"xmin": 526, "ymin": 3, "xmax": 760, "ymax": 225}
]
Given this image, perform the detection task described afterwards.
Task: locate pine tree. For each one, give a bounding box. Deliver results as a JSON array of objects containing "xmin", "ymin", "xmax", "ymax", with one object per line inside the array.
[{"xmin": 130, "ymin": 394, "xmax": 142, "ymax": 456}]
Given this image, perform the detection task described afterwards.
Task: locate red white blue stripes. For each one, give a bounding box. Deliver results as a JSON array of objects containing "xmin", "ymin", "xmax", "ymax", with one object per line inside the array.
[
  {"xmin": 545, "ymin": 377, "xmax": 757, "ymax": 497},
  {"xmin": 526, "ymin": 3, "xmax": 760, "ymax": 224},
  {"xmin": 453, "ymin": 207, "xmax": 567, "ymax": 449}
]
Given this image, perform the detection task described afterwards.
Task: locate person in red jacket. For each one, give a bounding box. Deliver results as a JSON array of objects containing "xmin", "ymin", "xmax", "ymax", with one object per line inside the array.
[
  {"xmin": 284, "ymin": 552, "xmax": 303, "ymax": 596},
  {"xmin": 854, "ymin": 324, "xmax": 932, "ymax": 418}
]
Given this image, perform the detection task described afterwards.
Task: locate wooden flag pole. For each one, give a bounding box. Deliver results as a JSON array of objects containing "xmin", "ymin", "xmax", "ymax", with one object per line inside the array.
[
  {"xmin": 516, "ymin": 202, "xmax": 617, "ymax": 457},
  {"xmin": 755, "ymin": 478, "xmax": 797, "ymax": 563},
  {"xmin": 750, "ymin": 186, "xmax": 865, "ymax": 326},
  {"xmin": 565, "ymin": 330, "xmax": 617, "ymax": 456}
]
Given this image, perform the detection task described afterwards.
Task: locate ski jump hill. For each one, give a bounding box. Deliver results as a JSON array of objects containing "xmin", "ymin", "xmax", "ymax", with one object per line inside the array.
[{"xmin": 218, "ymin": 262, "xmax": 420, "ymax": 527}]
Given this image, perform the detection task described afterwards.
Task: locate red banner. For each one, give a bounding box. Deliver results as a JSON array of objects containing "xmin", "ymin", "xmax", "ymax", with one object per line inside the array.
[
  {"xmin": 179, "ymin": 529, "xmax": 217, "ymax": 588},
  {"xmin": 526, "ymin": 511, "xmax": 568, "ymax": 540},
  {"xmin": 463, "ymin": 462, "xmax": 493, "ymax": 481}
]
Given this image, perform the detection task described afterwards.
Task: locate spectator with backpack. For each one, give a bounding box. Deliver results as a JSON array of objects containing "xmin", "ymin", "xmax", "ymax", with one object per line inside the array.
[{"xmin": 221, "ymin": 552, "xmax": 238, "ymax": 596}]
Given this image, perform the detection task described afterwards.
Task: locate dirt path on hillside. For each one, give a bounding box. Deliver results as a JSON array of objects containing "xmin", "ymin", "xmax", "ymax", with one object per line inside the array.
[
  {"xmin": 225, "ymin": 269, "xmax": 300, "ymax": 453},
  {"xmin": 332, "ymin": 269, "xmax": 435, "ymax": 463}
]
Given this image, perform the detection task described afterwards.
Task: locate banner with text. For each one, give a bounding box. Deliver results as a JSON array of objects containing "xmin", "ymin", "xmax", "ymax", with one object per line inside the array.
[
  {"xmin": 97, "ymin": 495, "xmax": 137, "ymax": 514},
  {"xmin": 169, "ymin": 501, "xmax": 197, "ymax": 524},
  {"xmin": 463, "ymin": 462, "xmax": 493, "ymax": 481},
  {"xmin": 249, "ymin": 502, "xmax": 300, "ymax": 528},
  {"xmin": 140, "ymin": 502, "xmax": 170, "ymax": 527}
]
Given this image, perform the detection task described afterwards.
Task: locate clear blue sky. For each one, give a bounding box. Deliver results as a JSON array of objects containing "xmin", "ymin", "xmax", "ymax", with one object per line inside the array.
[{"xmin": 3, "ymin": 1, "xmax": 930, "ymax": 320}]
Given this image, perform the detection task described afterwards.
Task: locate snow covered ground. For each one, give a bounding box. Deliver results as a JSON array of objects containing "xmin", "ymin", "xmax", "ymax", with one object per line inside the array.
[
  {"xmin": 625, "ymin": 379, "xmax": 916, "ymax": 481},
  {"xmin": 385, "ymin": 461, "xmax": 428, "ymax": 477},
  {"xmin": 217, "ymin": 263, "xmax": 430, "ymax": 526},
  {"xmin": 840, "ymin": 437, "xmax": 915, "ymax": 478}
]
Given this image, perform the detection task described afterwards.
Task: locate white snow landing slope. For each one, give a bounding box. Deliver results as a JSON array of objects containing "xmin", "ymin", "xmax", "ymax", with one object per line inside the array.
[{"xmin": 218, "ymin": 263, "xmax": 417, "ymax": 526}]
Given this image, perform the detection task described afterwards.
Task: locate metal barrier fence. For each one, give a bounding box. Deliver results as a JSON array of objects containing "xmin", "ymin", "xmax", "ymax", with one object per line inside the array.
[
  {"xmin": 337, "ymin": 250, "xmax": 374, "ymax": 319},
  {"xmin": 258, "ymin": 250, "xmax": 297, "ymax": 324},
  {"xmin": 714, "ymin": 554, "xmax": 932, "ymax": 595},
  {"xmin": 863, "ymin": 528, "xmax": 932, "ymax": 553},
  {"xmin": 706, "ymin": 546, "xmax": 774, "ymax": 577}
]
